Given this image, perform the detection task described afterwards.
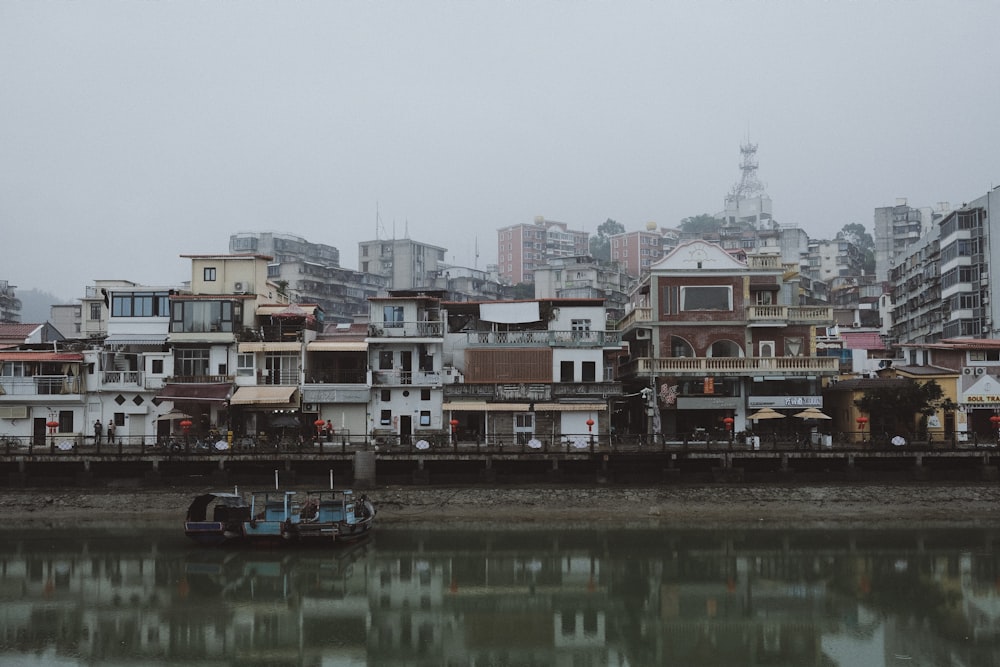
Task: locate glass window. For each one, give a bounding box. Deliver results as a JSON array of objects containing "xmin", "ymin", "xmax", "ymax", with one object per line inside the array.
[
  {"xmin": 383, "ymin": 305, "xmax": 404, "ymax": 328},
  {"xmin": 204, "ymin": 267, "xmax": 216, "ymax": 281},
  {"xmin": 237, "ymin": 353, "xmax": 254, "ymax": 377},
  {"xmin": 681, "ymin": 286, "xmax": 732, "ymax": 311},
  {"xmin": 379, "ymin": 351, "xmax": 393, "ymax": 370}
]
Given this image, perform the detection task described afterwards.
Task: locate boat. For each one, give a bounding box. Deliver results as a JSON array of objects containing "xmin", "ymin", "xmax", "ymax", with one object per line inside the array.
[
  {"xmin": 184, "ymin": 492, "xmax": 252, "ymax": 546},
  {"xmin": 184, "ymin": 488, "xmax": 376, "ymax": 547}
]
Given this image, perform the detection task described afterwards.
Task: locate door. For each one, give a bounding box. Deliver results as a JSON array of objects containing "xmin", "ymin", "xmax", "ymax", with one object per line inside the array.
[
  {"xmin": 399, "ymin": 415, "xmax": 412, "ymax": 445},
  {"xmin": 32, "ymin": 418, "xmax": 46, "ymax": 447},
  {"xmin": 400, "ymin": 351, "xmax": 412, "ymax": 385}
]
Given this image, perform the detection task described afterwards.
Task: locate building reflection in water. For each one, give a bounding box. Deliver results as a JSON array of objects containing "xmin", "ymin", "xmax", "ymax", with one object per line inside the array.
[{"xmin": 1, "ymin": 525, "xmax": 999, "ymax": 665}]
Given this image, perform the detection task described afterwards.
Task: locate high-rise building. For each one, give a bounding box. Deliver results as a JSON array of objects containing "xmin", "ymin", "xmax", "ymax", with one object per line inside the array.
[
  {"xmin": 496, "ymin": 217, "xmax": 589, "ymax": 285},
  {"xmin": 609, "ymin": 223, "xmax": 679, "ymax": 278},
  {"xmin": 873, "ymin": 198, "xmax": 949, "ymax": 284}
]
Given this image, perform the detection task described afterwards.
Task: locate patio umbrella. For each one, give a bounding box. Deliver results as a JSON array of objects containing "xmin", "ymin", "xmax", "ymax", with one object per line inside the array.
[
  {"xmin": 749, "ymin": 408, "xmax": 785, "ymax": 421},
  {"xmin": 155, "ymin": 410, "xmax": 194, "ymax": 422},
  {"xmin": 269, "ymin": 415, "xmax": 300, "ymax": 429},
  {"xmin": 793, "ymin": 408, "xmax": 831, "ymax": 420}
]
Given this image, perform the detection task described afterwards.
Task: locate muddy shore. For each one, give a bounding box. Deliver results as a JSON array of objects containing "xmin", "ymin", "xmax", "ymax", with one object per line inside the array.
[{"xmin": 2, "ymin": 481, "xmax": 1000, "ymax": 530}]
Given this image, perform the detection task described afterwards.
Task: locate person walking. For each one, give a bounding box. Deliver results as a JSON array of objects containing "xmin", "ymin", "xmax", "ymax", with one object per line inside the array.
[
  {"xmin": 107, "ymin": 420, "xmax": 116, "ymax": 444},
  {"xmin": 93, "ymin": 420, "xmax": 102, "ymax": 445}
]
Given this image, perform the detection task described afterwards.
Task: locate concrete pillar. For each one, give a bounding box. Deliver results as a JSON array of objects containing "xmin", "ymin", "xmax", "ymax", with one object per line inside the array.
[{"xmin": 353, "ymin": 450, "xmax": 376, "ymax": 489}]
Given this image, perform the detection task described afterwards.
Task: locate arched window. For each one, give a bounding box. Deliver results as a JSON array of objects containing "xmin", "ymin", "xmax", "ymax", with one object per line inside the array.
[
  {"xmin": 708, "ymin": 340, "xmax": 744, "ymax": 358},
  {"xmin": 670, "ymin": 336, "xmax": 695, "ymax": 358}
]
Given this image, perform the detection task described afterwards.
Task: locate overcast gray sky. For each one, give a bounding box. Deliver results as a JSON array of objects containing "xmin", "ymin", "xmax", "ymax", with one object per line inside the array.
[{"xmin": 2, "ymin": 1, "xmax": 998, "ymax": 300}]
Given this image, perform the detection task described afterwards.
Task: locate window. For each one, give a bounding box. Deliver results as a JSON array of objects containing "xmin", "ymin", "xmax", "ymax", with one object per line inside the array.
[
  {"xmin": 379, "ymin": 351, "xmax": 393, "ymax": 370},
  {"xmin": 754, "ymin": 291, "xmax": 773, "ymax": 306},
  {"xmin": 383, "ymin": 305, "xmax": 404, "ymax": 328},
  {"xmin": 204, "ymin": 267, "xmax": 217, "ymax": 281},
  {"xmin": 170, "ymin": 300, "xmax": 240, "ymax": 333},
  {"xmin": 784, "ymin": 337, "xmax": 804, "ymax": 357},
  {"xmin": 421, "ymin": 389, "xmax": 430, "ymax": 400},
  {"xmin": 582, "ymin": 361, "xmax": 596, "ymax": 382},
  {"xmin": 174, "ymin": 348, "xmax": 210, "ymax": 377},
  {"xmin": 380, "ymin": 409, "xmax": 391, "ymax": 426},
  {"xmin": 380, "ymin": 389, "xmax": 391, "ymax": 402},
  {"xmin": 89, "ymin": 303, "xmax": 102, "ymax": 321},
  {"xmin": 571, "ymin": 319, "xmax": 591, "ymax": 332},
  {"xmin": 111, "ymin": 292, "xmax": 170, "ymax": 317},
  {"xmin": 560, "ymin": 360, "xmax": 574, "ymax": 382},
  {"xmin": 237, "ymin": 353, "xmax": 254, "ymax": 377},
  {"xmin": 151, "ymin": 359, "xmax": 163, "ymax": 374},
  {"xmin": 264, "ymin": 353, "xmax": 298, "ymax": 384},
  {"xmin": 681, "ymin": 286, "xmax": 732, "ymax": 311},
  {"xmin": 419, "ymin": 411, "xmax": 431, "ymax": 426}
]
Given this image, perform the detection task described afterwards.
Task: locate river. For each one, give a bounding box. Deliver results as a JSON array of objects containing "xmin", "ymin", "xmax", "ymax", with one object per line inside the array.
[{"xmin": 1, "ymin": 522, "xmax": 998, "ymax": 666}]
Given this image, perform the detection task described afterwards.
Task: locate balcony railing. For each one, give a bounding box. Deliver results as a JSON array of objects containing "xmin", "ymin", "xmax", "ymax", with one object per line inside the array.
[
  {"xmin": 465, "ymin": 330, "xmax": 621, "ymax": 347},
  {"xmin": 619, "ymin": 356, "xmax": 840, "ymax": 377},
  {"xmin": 372, "ymin": 370, "xmax": 442, "ymax": 386},
  {"xmin": 101, "ymin": 371, "xmax": 143, "ymax": 386},
  {"xmin": 369, "ymin": 321, "xmax": 443, "ymax": 338},
  {"xmin": 747, "ymin": 305, "xmax": 834, "ymax": 323},
  {"xmin": 0, "ymin": 376, "xmax": 82, "ymax": 396},
  {"xmin": 165, "ymin": 375, "xmax": 233, "ymax": 384},
  {"xmin": 444, "ymin": 381, "xmax": 623, "ymax": 401},
  {"xmin": 617, "ymin": 307, "xmax": 652, "ymax": 330},
  {"xmin": 305, "ymin": 370, "xmax": 367, "ymax": 384}
]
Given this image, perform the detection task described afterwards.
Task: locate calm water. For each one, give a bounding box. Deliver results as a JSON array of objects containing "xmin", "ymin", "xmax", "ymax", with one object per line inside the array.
[{"xmin": 1, "ymin": 523, "xmax": 1000, "ymax": 666}]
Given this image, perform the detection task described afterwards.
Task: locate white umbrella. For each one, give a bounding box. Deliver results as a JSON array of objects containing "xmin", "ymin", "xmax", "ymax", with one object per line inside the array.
[
  {"xmin": 155, "ymin": 410, "xmax": 194, "ymax": 422},
  {"xmin": 794, "ymin": 408, "xmax": 831, "ymax": 420}
]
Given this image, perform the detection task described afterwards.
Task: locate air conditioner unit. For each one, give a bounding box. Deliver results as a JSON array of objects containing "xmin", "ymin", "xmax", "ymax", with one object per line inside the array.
[
  {"xmin": 303, "ymin": 403, "xmax": 316, "ymax": 412},
  {"xmin": 635, "ymin": 329, "xmax": 651, "ymax": 339},
  {"xmin": 851, "ymin": 322, "xmax": 861, "ymax": 328},
  {"xmin": 233, "ymin": 281, "xmax": 245, "ymax": 293},
  {"xmin": 976, "ymin": 367, "xmax": 986, "ymax": 375},
  {"xmin": 963, "ymin": 368, "xmax": 974, "ymax": 375}
]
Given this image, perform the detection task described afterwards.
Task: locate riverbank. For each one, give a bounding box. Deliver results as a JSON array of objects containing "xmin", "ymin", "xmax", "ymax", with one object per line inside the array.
[{"xmin": 2, "ymin": 481, "xmax": 999, "ymax": 529}]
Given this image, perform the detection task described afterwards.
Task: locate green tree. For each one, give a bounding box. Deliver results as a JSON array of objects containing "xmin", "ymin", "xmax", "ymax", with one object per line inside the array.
[
  {"xmin": 679, "ymin": 214, "xmax": 723, "ymax": 235},
  {"xmin": 837, "ymin": 223, "xmax": 876, "ymax": 274},
  {"xmin": 588, "ymin": 218, "xmax": 625, "ymax": 261},
  {"xmin": 854, "ymin": 379, "xmax": 943, "ymax": 437}
]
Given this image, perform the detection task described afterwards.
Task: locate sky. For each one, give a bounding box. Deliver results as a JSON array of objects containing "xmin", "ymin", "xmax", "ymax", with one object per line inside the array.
[{"xmin": 2, "ymin": 1, "xmax": 999, "ymax": 301}]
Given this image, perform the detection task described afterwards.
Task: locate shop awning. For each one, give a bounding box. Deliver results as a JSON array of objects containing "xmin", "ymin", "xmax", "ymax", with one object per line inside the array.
[
  {"xmin": 238, "ymin": 342, "xmax": 302, "ymax": 352},
  {"xmin": 156, "ymin": 383, "xmax": 232, "ymax": 403},
  {"xmin": 306, "ymin": 341, "xmax": 367, "ymax": 352},
  {"xmin": 230, "ymin": 385, "xmax": 299, "ymax": 407},
  {"xmin": 443, "ymin": 402, "xmax": 607, "ymax": 412}
]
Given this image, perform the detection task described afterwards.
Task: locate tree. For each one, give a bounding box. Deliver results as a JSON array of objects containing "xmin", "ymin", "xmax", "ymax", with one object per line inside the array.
[
  {"xmin": 837, "ymin": 223, "xmax": 876, "ymax": 275},
  {"xmin": 679, "ymin": 214, "xmax": 723, "ymax": 235},
  {"xmin": 588, "ymin": 218, "xmax": 625, "ymax": 261},
  {"xmin": 854, "ymin": 379, "xmax": 943, "ymax": 437}
]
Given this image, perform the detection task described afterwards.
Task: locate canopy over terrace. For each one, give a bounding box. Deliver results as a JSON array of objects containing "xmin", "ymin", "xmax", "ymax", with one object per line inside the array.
[{"xmin": 443, "ymin": 402, "xmax": 608, "ymax": 442}]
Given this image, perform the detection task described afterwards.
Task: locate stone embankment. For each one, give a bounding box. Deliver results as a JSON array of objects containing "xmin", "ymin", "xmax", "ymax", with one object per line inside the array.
[{"xmin": 2, "ymin": 482, "xmax": 1000, "ymax": 529}]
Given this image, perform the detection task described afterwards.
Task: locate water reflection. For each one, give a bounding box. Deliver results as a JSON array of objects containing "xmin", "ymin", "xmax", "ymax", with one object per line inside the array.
[{"xmin": 1, "ymin": 524, "xmax": 999, "ymax": 665}]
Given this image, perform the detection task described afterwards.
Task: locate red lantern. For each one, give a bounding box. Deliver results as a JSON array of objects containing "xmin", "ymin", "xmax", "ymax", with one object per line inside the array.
[
  {"xmin": 450, "ymin": 419, "xmax": 459, "ymax": 433},
  {"xmin": 723, "ymin": 417, "xmax": 734, "ymax": 431},
  {"xmin": 586, "ymin": 418, "xmax": 594, "ymax": 432},
  {"xmin": 991, "ymin": 416, "xmax": 1000, "ymax": 431},
  {"xmin": 179, "ymin": 419, "xmax": 193, "ymax": 433},
  {"xmin": 856, "ymin": 416, "xmax": 868, "ymax": 431},
  {"xmin": 314, "ymin": 418, "xmax": 326, "ymax": 435},
  {"xmin": 46, "ymin": 420, "xmax": 59, "ymax": 434}
]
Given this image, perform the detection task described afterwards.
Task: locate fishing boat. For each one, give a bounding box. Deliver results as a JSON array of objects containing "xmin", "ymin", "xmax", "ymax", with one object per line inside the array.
[
  {"xmin": 184, "ymin": 487, "xmax": 376, "ymax": 547},
  {"xmin": 184, "ymin": 492, "xmax": 252, "ymax": 546}
]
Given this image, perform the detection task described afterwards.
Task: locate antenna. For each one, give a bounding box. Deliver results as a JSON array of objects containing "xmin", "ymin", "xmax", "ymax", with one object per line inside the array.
[
  {"xmin": 475, "ymin": 237, "xmax": 480, "ymax": 270},
  {"xmin": 728, "ymin": 138, "xmax": 767, "ymax": 200}
]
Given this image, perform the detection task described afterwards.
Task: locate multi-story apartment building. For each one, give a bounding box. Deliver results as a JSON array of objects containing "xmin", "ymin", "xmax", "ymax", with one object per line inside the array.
[
  {"xmin": 0, "ymin": 280, "xmax": 21, "ymax": 323},
  {"xmin": 429, "ymin": 264, "xmax": 503, "ymax": 302},
  {"xmin": 358, "ymin": 238, "xmax": 447, "ymax": 291},
  {"xmin": 532, "ymin": 255, "xmax": 636, "ymax": 322},
  {"xmin": 230, "ymin": 231, "xmax": 384, "ymax": 324},
  {"xmin": 609, "ymin": 224, "xmax": 680, "ymax": 278},
  {"xmin": 616, "ymin": 240, "xmax": 837, "ymax": 438},
  {"xmin": 874, "ymin": 198, "xmax": 949, "ymax": 284},
  {"xmin": 441, "ymin": 298, "xmax": 622, "ymax": 445},
  {"xmin": 496, "ymin": 217, "xmax": 589, "ymax": 285},
  {"xmin": 803, "ymin": 238, "xmax": 865, "ymax": 287},
  {"xmin": 889, "ymin": 188, "xmax": 1000, "ymax": 346}
]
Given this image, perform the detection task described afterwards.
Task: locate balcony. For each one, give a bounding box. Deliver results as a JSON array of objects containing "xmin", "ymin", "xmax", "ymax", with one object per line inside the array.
[
  {"xmin": 617, "ymin": 307, "xmax": 652, "ymax": 330},
  {"xmin": 101, "ymin": 371, "xmax": 143, "ymax": 387},
  {"xmin": 619, "ymin": 356, "xmax": 840, "ymax": 378},
  {"xmin": 368, "ymin": 321, "xmax": 443, "ymax": 338},
  {"xmin": 466, "ymin": 330, "xmax": 621, "ymax": 348},
  {"xmin": 0, "ymin": 376, "xmax": 82, "ymax": 396},
  {"xmin": 372, "ymin": 370, "xmax": 442, "ymax": 386},
  {"xmin": 444, "ymin": 381, "xmax": 623, "ymax": 401},
  {"xmin": 165, "ymin": 375, "xmax": 233, "ymax": 384},
  {"xmin": 746, "ymin": 306, "xmax": 834, "ymax": 324}
]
